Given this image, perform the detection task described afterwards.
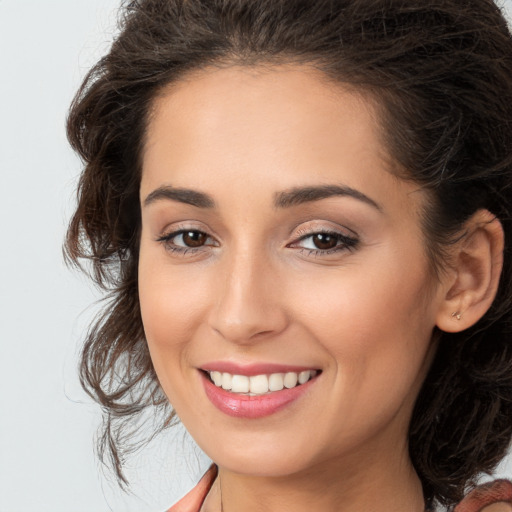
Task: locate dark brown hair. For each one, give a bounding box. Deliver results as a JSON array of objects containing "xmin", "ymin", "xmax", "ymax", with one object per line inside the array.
[{"xmin": 66, "ymin": 0, "xmax": 512, "ymax": 507}]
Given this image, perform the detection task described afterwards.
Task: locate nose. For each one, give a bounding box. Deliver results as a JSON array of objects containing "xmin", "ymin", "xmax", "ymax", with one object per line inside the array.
[{"xmin": 208, "ymin": 249, "xmax": 288, "ymax": 344}]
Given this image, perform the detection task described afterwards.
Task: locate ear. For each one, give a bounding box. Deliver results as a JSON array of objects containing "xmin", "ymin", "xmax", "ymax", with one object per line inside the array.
[{"xmin": 436, "ymin": 209, "xmax": 504, "ymax": 333}]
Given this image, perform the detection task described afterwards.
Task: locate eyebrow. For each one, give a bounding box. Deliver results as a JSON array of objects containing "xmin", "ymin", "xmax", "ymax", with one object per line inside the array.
[
  {"xmin": 274, "ymin": 185, "xmax": 382, "ymax": 211},
  {"xmin": 143, "ymin": 186, "xmax": 215, "ymax": 208},
  {"xmin": 143, "ymin": 183, "xmax": 381, "ymax": 211}
]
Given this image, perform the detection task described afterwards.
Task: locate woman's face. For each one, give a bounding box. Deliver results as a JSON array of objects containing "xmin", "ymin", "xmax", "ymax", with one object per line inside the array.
[{"xmin": 139, "ymin": 65, "xmax": 447, "ymax": 477}]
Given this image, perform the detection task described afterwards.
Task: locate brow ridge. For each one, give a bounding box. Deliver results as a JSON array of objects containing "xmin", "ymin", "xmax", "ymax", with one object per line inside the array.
[
  {"xmin": 274, "ymin": 185, "xmax": 381, "ymax": 210},
  {"xmin": 144, "ymin": 186, "xmax": 215, "ymax": 208}
]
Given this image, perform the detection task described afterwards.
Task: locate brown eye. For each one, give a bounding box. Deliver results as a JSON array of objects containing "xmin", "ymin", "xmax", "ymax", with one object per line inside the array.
[
  {"xmin": 290, "ymin": 230, "xmax": 359, "ymax": 254},
  {"xmin": 181, "ymin": 231, "xmax": 207, "ymax": 247},
  {"xmin": 157, "ymin": 229, "xmax": 213, "ymax": 251},
  {"xmin": 312, "ymin": 233, "xmax": 338, "ymax": 250}
]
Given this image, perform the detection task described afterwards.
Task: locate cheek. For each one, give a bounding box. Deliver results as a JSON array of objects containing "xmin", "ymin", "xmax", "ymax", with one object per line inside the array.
[
  {"xmin": 138, "ymin": 247, "xmax": 211, "ymax": 377},
  {"xmin": 138, "ymin": 258, "xmax": 214, "ymax": 418},
  {"xmin": 291, "ymin": 259, "xmax": 431, "ymax": 342},
  {"xmin": 287, "ymin": 248, "xmax": 436, "ymax": 395}
]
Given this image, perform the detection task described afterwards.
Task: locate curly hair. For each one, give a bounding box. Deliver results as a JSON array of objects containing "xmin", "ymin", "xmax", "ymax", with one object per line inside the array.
[{"xmin": 65, "ymin": 0, "xmax": 512, "ymax": 507}]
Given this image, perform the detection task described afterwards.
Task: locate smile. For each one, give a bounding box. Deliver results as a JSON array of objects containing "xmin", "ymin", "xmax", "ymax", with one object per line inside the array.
[
  {"xmin": 200, "ymin": 366, "xmax": 321, "ymax": 418},
  {"xmin": 207, "ymin": 370, "xmax": 318, "ymax": 395}
]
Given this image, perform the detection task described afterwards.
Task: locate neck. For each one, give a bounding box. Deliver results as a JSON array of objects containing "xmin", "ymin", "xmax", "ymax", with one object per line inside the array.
[{"xmin": 203, "ymin": 442, "xmax": 425, "ymax": 512}]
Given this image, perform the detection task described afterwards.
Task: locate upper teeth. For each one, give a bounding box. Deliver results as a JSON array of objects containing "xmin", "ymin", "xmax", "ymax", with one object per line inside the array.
[{"xmin": 209, "ymin": 370, "xmax": 318, "ymax": 395}]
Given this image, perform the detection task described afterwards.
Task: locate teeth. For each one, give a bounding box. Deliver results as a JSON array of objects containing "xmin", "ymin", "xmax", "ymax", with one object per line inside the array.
[
  {"xmin": 221, "ymin": 373, "xmax": 232, "ymax": 390},
  {"xmin": 298, "ymin": 370, "xmax": 310, "ymax": 384},
  {"xmin": 231, "ymin": 375, "xmax": 250, "ymax": 393},
  {"xmin": 209, "ymin": 370, "xmax": 318, "ymax": 395},
  {"xmin": 211, "ymin": 371, "xmax": 223, "ymax": 386},
  {"xmin": 249, "ymin": 374, "xmax": 269, "ymax": 394},
  {"xmin": 268, "ymin": 373, "xmax": 284, "ymax": 391},
  {"xmin": 284, "ymin": 372, "xmax": 298, "ymax": 388}
]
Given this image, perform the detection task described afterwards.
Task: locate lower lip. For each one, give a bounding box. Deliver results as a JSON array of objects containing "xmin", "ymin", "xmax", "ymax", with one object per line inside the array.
[{"xmin": 201, "ymin": 372, "xmax": 317, "ymax": 419}]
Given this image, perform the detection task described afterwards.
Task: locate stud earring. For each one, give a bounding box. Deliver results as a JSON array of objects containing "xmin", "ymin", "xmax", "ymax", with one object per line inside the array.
[{"xmin": 451, "ymin": 311, "xmax": 462, "ymax": 320}]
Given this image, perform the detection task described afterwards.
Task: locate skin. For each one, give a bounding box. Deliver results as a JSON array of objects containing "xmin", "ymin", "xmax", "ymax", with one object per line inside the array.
[{"xmin": 138, "ymin": 65, "xmax": 500, "ymax": 512}]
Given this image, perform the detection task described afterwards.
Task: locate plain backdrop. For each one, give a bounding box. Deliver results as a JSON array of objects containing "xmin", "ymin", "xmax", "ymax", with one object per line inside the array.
[{"xmin": 1, "ymin": 1, "xmax": 512, "ymax": 511}]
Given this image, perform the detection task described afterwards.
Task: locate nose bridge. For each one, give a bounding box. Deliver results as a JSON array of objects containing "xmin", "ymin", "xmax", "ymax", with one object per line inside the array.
[{"xmin": 209, "ymin": 240, "xmax": 286, "ymax": 343}]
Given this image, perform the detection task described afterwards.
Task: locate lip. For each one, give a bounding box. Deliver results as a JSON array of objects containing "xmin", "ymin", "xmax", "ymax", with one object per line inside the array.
[
  {"xmin": 200, "ymin": 368, "xmax": 319, "ymax": 419},
  {"xmin": 200, "ymin": 361, "xmax": 318, "ymax": 376}
]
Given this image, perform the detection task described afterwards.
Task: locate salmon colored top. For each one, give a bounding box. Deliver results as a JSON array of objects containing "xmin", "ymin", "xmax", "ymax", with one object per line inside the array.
[{"xmin": 167, "ymin": 466, "xmax": 512, "ymax": 512}]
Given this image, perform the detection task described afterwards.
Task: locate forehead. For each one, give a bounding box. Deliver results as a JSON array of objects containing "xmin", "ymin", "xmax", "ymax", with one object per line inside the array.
[
  {"xmin": 145, "ymin": 65, "xmax": 380, "ymax": 150},
  {"xmin": 141, "ymin": 64, "xmax": 421, "ymax": 215}
]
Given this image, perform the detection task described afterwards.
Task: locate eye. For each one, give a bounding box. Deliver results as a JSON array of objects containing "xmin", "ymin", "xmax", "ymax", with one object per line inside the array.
[
  {"xmin": 173, "ymin": 230, "xmax": 209, "ymax": 248},
  {"xmin": 302, "ymin": 233, "xmax": 340, "ymax": 250},
  {"xmin": 290, "ymin": 230, "xmax": 358, "ymax": 255},
  {"xmin": 156, "ymin": 229, "xmax": 216, "ymax": 253}
]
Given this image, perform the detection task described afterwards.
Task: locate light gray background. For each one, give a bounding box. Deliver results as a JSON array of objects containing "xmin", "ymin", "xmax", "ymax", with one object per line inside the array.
[{"xmin": 1, "ymin": 1, "xmax": 511, "ymax": 511}]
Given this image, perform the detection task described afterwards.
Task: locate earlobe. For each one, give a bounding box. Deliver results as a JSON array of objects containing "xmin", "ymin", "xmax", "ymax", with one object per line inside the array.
[{"xmin": 436, "ymin": 210, "xmax": 504, "ymax": 333}]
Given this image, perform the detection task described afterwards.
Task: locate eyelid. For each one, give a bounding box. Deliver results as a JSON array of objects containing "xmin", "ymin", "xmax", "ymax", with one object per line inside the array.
[
  {"xmin": 158, "ymin": 229, "xmax": 216, "ymax": 244},
  {"xmin": 290, "ymin": 230, "xmax": 358, "ymax": 247},
  {"xmin": 154, "ymin": 221, "xmax": 359, "ymax": 257},
  {"xmin": 155, "ymin": 223, "xmax": 219, "ymax": 255},
  {"xmin": 291, "ymin": 220, "xmax": 359, "ymax": 241},
  {"xmin": 156, "ymin": 220, "xmax": 217, "ymax": 241},
  {"xmin": 287, "ymin": 223, "xmax": 360, "ymax": 255}
]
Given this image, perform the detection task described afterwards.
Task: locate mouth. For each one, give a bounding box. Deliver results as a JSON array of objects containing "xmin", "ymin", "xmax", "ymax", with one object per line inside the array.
[
  {"xmin": 199, "ymin": 366, "xmax": 322, "ymax": 418},
  {"xmin": 203, "ymin": 369, "xmax": 319, "ymax": 396}
]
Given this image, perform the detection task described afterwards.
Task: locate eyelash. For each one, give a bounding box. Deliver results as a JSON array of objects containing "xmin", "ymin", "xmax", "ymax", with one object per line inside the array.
[
  {"xmin": 156, "ymin": 229, "xmax": 216, "ymax": 255},
  {"xmin": 291, "ymin": 229, "xmax": 359, "ymax": 256},
  {"xmin": 156, "ymin": 228, "xmax": 359, "ymax": 257}
]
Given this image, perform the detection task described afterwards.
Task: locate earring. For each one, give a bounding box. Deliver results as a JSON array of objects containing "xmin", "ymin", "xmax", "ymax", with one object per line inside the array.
[{"xmin": 451, "ymin": 311, "xmax": 462, "ymax": 320}]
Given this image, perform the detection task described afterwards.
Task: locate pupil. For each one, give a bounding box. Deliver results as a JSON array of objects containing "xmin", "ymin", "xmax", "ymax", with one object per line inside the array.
[
  {"xmin": 183, "ymin": 231, "xmax": 206, "ymax": 247},
  {"xmin": 313, "ymin": 233, "xmax": 337, "ymax": 250}
]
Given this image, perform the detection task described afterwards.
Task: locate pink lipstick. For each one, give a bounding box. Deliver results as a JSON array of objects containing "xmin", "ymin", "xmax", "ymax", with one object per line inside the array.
[{"xmin": 199, "ymin": 363, "xmax": 320, "ymax": 418}]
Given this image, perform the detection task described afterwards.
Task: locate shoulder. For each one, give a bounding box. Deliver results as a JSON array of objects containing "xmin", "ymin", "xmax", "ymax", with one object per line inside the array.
[
  {"xmin": 454, "ymin": 480, "xmax": 512, "ymax": 512},
  {"xmin": 166, "ymin": 465, "xmax": 217, "ymax": 512}
]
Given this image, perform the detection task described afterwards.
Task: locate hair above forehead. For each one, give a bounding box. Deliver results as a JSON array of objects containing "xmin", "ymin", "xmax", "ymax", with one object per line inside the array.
[
  {"xmin": 66, "ymin": 0, "xmax": 512, "ymax": 508},
  {"xmin": 76, "ymin": 0, "xmax": 512, "ymax": 203}
]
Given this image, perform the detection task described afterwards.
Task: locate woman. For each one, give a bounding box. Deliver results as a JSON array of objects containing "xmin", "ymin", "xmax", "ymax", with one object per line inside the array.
[{"xmin": 66, "ymin": 0, "xmax": 512, "ymax": 511}]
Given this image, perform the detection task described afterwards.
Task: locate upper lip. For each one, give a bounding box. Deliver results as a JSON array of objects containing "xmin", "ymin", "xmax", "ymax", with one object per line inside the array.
[{"xmin": 200, "ymin": 361, "xmax": 320, "ymax": 376}]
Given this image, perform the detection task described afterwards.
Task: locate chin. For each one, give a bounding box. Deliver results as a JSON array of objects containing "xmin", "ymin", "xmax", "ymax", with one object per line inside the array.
[{"xmin": 211, "ymin": 449, "xmax": 315, "ymax": 478}]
